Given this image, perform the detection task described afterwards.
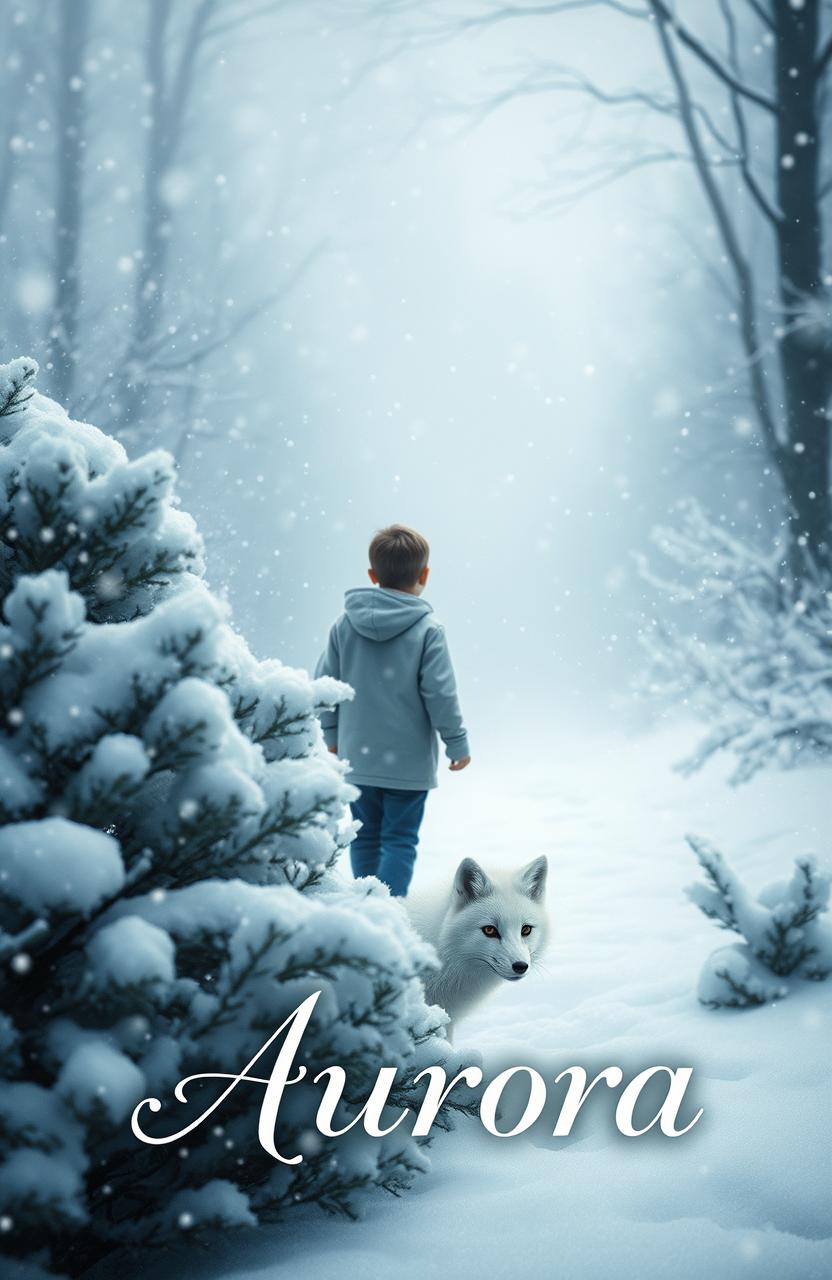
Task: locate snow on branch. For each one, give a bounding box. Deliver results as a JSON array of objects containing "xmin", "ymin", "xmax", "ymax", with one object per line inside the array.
[
  {"xmin": 686, "ymin": 834, "xmax": 832, "ymax": 1008},
  {"xmin": 0, "ymin": 357, "xmax": 37, "ymax": 423},
  {"xmin": 636, "ymin": 499, "xmax": 832, "ymax": 783}
]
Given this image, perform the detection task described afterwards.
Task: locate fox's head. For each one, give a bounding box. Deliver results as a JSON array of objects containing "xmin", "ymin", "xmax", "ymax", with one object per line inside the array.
[{"xmin": 442, "ymin": 856, "xmax": 549, "ymax": 982}]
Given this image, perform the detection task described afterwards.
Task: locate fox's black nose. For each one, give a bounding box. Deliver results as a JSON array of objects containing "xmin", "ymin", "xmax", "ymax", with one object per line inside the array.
[{"xmin": 512, "ymin": 961, "xmax": 529, "ymax": 975}]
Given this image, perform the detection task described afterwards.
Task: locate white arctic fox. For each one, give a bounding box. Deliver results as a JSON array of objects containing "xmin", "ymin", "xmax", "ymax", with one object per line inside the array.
[{"xmin": 405, "ymin": 856, "xmax": 549, "ymax": 1031}]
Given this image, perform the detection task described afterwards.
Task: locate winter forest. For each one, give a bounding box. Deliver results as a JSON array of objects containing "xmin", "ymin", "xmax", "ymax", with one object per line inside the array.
[{"xmin": 1, "ymin": 2, "xmax": 831, "ymax": 1279}]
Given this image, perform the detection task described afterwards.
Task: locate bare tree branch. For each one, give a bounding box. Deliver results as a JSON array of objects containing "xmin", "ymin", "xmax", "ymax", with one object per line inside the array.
[
  {"xmin": 415, "ymin": 0, "xmax": 649, "ymax": 36},
  {"xmin": 520, "ymin": 148, "xmax": 711, "ymax": 214},
  {"xmin": 136, "ymin": 238, "xmax": 329, "ymax": 376},
  {"xmin": 650, "ymin": 0, "xmax": 778, "ymax": 114},
  {"xmin": 425, "ymin": 0, "xmax": 775, "ymax": 113},
  {"xmin": 745, "ymin": 0, "xmax": 773, "ymax": 33},
  {"xmin": 166, "ymin": 0, "xmax": 219, "ymax": 157},
  {"xmin": 718, "ymin": 0, "xmax": 782, "ymax": 226},
  {"xmin": 648, "ymin": 0, "xmax": 782, "ymax": 460},
  {"xmin": 458, "ymin": 69, "xmax": 671, "ymax": 128},
  {"xmin": 204, "ymin": 0, "xmax": 297, "ymax": 40},
  {"xmin": 451, "ymin": 59, "xmax": 738, "ymax": 156}
]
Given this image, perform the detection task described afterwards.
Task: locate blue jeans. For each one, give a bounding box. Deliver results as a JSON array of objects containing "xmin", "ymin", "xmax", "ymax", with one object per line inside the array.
[{"xmin": 349, "ymin": 786, "xmax": 428, "ymax": 897}]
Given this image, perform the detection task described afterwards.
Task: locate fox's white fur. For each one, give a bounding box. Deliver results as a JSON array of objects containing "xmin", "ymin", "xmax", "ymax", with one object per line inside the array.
[{"xmin": 405, "ymin": 856, "xmax": 549, "ymax": 1031}]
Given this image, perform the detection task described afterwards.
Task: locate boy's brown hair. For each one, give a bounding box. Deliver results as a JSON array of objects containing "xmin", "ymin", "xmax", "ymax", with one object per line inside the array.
[{"xmin": 369, "ymin": 524, "xmax": 430, "ymax": 590}]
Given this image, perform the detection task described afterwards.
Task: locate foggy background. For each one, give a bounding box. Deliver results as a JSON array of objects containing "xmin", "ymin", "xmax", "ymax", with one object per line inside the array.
[{"xmin": 1, "ymin": 1, "xmax": 783, "ymax": 742}]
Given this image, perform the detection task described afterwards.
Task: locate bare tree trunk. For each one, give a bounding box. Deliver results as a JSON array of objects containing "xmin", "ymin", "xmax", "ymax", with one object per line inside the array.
[
  {"xmin": 0, "ymin": 82, "xmax": 23, "ymax": 237},
  {"xmin": 127, "ymin": 0, "xmax": 173, "ymax": 417},
  {"xmin": 120, "ymin": 0, "xmax": 216, "ymax": 428},
  {"xmin": 649, "ymin": 0, "xmax": 830, "ymax": 577},
  {"xmin": 773, "ymin": 0, "xmax": 831, "ymax": 571},
  {"xmin": 47, "ymin": 0, "xmax": 90, "ymax": 408}
]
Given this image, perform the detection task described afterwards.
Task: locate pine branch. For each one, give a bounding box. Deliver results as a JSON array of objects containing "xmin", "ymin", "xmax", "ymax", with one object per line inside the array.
[
  {"xmin": 0, "ymin": 358, "xmax": 37, "ymax": 420},
  {"xmin": 700, "ymin": 965, "xmax": 769, "ymax": 1008},
  {"xmin": 0, "ymin": 916, "xmax": 49, "ymax": 962}
]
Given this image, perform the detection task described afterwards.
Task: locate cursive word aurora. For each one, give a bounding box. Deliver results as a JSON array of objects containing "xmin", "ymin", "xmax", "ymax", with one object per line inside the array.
[{"xmin": 131, "ymin": 990, "xmax": 703, "ymax": 1163}]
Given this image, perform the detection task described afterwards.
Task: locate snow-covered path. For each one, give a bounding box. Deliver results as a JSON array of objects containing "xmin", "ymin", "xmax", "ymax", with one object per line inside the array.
[{"xmin": 174, "ymin": 727, "xmax": 832, "ymax": 1280}]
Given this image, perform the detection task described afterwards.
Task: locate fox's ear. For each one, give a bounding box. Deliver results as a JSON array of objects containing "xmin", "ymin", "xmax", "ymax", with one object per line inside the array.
[
  {"xmin": 517, "ymin": 856, "xmax": 548, "ymax": 902},
  {"xmin": 453, "ymin": 858, "xmax": 493, "ymax": 906}
]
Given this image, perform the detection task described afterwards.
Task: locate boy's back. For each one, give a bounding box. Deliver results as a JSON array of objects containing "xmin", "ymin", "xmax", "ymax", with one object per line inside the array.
[{"xmin": 316, "ymin": 586, "xmax": 469, "ymax": 791}]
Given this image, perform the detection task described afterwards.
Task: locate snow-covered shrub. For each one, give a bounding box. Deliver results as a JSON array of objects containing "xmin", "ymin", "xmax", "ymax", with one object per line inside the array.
[
  {"xmin": 686, "ymin": 835, "xmax": 832, "ymax": 1008},
  {"xmin": 636, "ymin": 498, "xmax": 832, "ymax": 783},
  {"xmin": 0, "ymin": 359, "xmax": 471, "ymax": 1278}
]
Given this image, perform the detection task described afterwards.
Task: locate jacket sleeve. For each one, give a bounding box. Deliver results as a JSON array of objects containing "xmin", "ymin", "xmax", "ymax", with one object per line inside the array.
[
  {"xmin": 418, "ymin": 625, "xmax": 470, "ymax": 761},
  {"xmin": 314, "ymin": 625, "xmax": 341, "ymax": 750}
]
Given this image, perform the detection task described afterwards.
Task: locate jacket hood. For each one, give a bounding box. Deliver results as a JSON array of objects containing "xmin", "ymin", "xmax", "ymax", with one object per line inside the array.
[{"xmin": 344, "ymin": 587, "xmax": 432, "ymax": 641}]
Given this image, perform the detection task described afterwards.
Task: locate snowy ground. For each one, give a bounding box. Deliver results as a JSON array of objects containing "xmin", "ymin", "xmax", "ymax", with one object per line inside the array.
[{"xmin": 161, "ymin": 725, "xmax": 832, "ymax": 1280}]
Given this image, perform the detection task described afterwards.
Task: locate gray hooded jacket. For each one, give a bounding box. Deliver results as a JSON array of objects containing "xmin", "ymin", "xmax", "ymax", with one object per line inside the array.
[{"xmin": 315, "ymin": 588, "xmax": 470, "ymax": 791}]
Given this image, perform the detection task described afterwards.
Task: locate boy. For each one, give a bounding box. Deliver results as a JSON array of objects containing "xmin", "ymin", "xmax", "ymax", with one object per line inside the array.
[{"xmin": 315, "ymin": 524, "xmax": 470, "ymax": 897}]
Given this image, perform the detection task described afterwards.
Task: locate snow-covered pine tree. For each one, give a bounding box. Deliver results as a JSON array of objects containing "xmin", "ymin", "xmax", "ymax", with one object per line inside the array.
[
  {"xmin": 686, "ymin": 835, "xmax": 832, "ymax": 1008},
  {"xmin": 0, "ymin": 359, "xmax": 472, "ymax": 1279},
  {"xmin": 636, "ymin": 499, "xmax": 832, "ymax": 783}
]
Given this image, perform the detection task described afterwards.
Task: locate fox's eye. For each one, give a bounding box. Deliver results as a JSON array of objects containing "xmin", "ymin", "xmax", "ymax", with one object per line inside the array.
[
  {"xmin": 482, "ymin": 925, "xmax": 500, "ymax": 938},
  {"xmin": 521, "ymin": 925, "xmax": 533, "ymax": 937}
]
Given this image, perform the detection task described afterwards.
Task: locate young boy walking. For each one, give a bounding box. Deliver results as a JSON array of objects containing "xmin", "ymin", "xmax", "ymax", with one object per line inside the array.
[{"xmin": 316, "ymin": 524, "xmax": 470, "ymax": 897}]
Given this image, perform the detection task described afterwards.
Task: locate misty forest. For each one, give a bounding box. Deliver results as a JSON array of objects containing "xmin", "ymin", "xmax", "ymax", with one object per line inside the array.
[{"xmin": 1, "ymin": 3, "xmax": 831, "ymax": 1280}]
